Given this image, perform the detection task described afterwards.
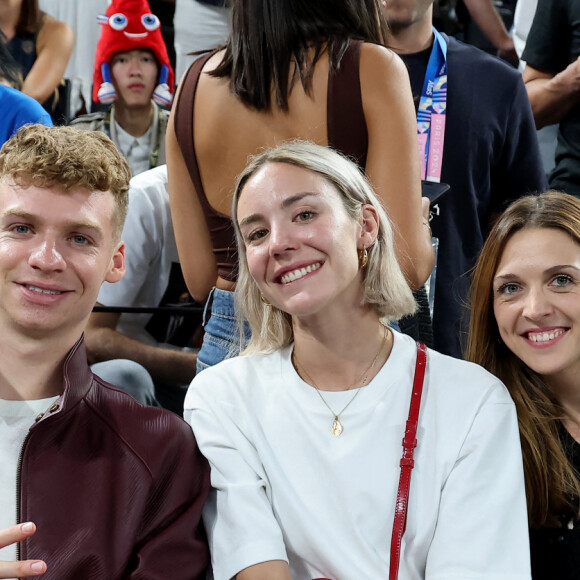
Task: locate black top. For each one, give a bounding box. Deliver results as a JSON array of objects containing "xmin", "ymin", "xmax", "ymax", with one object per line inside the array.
[
  {"xmin": 399, "ymin": 34, "xmax": 547, "ymax": 357},
  {"xmin": 523, "ymin": 0, "xmax": 580, "ymax": 197},
  {"xmin": 195, "ymin": 0, "xmax": 227, "ymax": 6},
  {"xmin": 529, "ymin": 427, "xmax": 580, "ymax": 579}
]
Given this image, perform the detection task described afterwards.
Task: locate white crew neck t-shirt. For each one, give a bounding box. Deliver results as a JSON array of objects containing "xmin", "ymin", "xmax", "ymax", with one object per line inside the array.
[
  {"xmin": 186, "ymin": 330, "xmax": 531, "ymax": 580},
  {"xmin": 0, "ymin": 396, "xmax": 59, "ymax": 565}
]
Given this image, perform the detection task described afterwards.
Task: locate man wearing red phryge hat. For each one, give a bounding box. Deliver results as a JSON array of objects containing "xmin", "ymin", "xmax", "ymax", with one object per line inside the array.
[{"xmin": 71, "ymin": 0, "xmax": 174, "ymax": 177}]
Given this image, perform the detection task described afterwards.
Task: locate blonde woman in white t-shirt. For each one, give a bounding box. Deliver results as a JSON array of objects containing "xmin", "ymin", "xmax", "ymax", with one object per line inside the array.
[{"xmin": 185, "ymin": 141, "xmax": 531, "ymax": 580}]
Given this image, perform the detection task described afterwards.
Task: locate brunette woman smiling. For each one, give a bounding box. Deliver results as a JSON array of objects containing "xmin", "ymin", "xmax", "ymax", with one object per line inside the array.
[{"xmin": 467, "ymin": 191, "xmax": 580, "ymax": 579}]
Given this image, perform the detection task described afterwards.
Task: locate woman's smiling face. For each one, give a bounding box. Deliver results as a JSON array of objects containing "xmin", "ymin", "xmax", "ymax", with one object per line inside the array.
[
  {"xmin": 236, "ymin": 162, "xmax": 368, "ymax": 321},
  {"xmin": 493, "ymin": 227, "xmax": 580, "ymax": 387}
]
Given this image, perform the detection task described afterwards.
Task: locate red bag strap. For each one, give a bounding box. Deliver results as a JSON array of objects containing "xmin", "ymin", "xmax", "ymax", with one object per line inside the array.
[{"xmin": 389, "ymin": 342, "xmax": 428, "ymax": 580}]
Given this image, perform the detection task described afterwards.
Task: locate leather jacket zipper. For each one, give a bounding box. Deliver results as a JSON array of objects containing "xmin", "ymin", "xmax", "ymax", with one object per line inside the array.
[
  {"xmin": 16, "ymin": 406, "xmax": 48, "ymax": 562},
  {"xmin": 15, "ymin": 431, "xmax": 31, "ymax": 562}
]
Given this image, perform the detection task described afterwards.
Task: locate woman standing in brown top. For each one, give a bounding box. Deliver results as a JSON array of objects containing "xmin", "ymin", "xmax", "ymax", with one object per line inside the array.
[{"xmin": 166, "ymin": 0, "xmax": 434, "ymax": 372}]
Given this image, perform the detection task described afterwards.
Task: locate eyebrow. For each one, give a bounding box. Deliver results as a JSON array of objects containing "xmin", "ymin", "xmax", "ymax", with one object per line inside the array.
[
  {"xmin": 546, "ymin": 264, "xmax": 580, "ymax": 275},
  {"xmin": 493, "ymin": 274, "xmax": 519, "ymax": 286},
  {"xmin": 238, "ymin": 191, "xmax": 319, "ymax": 229},
  {"xmin": 1, "ymin": 209, "xmax": 105, "ymax": 236},
  {"xmin": 493, "ymin": 264, "xmax": 580, "ymax": 284}
]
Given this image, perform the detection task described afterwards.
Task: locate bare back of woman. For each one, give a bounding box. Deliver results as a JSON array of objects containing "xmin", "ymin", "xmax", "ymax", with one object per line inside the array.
[{"xmin": 196, "ymin": 49, "xmax": 330, "ymax": 216}]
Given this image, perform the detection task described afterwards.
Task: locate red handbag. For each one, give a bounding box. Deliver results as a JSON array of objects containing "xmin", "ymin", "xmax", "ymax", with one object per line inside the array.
[{"xmin": 312, "ymin": 342, "xmax": 428, "ymax": 580}]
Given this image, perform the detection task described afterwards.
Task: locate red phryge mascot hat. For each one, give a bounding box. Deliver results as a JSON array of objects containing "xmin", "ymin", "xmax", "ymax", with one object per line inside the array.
[{"xmin": 93, "ymin": 0, "xmax": 175, "ymax": 106}]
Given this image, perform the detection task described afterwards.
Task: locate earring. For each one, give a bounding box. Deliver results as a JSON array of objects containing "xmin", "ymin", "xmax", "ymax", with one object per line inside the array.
[
  {"xmin": 260, "ymin": 294, "xmax": 272, "ymax": 306},
  {"xmin": 358, "ymin": 247, "xmax": 369, "ymax": 269}
]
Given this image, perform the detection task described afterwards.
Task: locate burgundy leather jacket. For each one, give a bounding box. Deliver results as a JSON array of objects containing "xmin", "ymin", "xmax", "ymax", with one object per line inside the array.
[{"xmin": 18, "ymin": 337, "xmax": 210, "ymax": 579}]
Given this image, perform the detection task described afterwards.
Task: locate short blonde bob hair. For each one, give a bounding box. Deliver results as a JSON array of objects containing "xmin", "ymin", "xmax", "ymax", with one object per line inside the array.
[
  {"xmin": 232, "ymin": 140, "xmax": 416, "ymax": 354},
  {"xmin": 0, "ymin": 124, "xmax": 130, "ymax": 240}
]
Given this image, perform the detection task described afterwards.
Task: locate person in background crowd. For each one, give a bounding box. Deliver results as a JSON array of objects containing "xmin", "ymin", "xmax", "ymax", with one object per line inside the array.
[
  {"xmin": 71, "ymin": 0, "xmax": 174, "ymax": 177},
  {"xmin": 512, "ymin": 0, "xmax": 558, "ymax": 177},
  {"xmin": 167, "ymin": 0, "xmax": 434, "ymax": 372},
  {"xmin": 522, "ymin": 0, "xmax": 580, "ymax": 198},
  {"xmin": 456, "ymin": 0, "xmax": 517, "ymax": 62},
  {"xmin": 0, "ymin": 124, "xmax": 208, "ymax": 578},
  {"xmin": 38, "ymin": 0, "xmax": 109, "ymax": 119},
  {"xmin": 0, "ymin": 31, "xmax": 52, "ymax": 144},
  {"xmin": 383, "ymin": 0, "xmax": 546, "ymax": 358},
  {"xmin": 86, "ymin": 165, "xmax": 199, "ymax": 416},
  {"xmin": 467, "ymin": 191, "xmax": 580, "ymax": 579},
  {"xmin": 0, "ymin": 0, "xmax": 73, "ymax": 123}
]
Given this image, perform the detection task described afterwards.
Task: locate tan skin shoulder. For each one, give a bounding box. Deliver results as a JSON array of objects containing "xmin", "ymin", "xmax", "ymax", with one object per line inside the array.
[
  {"xmin": 359, "ymin": 41, "xmax": 402, "ymax": 70},
  {"xmin": 36, "ymin": 14, "xmax": 72, "ymax": 47},
  {"xmin": 358, "ymin": 42, "xmax": 415, "ymax": 114},
  {"xmin": 36, "ymin": 15, "xmax": 74, "ymax": 61}
]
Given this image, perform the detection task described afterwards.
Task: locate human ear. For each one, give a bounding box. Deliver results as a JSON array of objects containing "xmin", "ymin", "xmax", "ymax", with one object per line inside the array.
[
  {"xmin": 104, "ymin": 241, "xmax": 126, "ymax": 283},
  {"xmin": 359, "ymin": 204, "xmax": 380, "ymax": 249}
]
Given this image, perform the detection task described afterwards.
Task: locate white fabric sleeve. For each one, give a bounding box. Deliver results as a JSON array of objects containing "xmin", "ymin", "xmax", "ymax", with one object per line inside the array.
[
  {"xmin": 97, "ymin": 176, "xmax": 161, "ymax": 307},
  {"xmin": 425, "ymin": 383, "xmax": 531, "ymax": 580},
  {"xmin": 185, "ymin": 397, "xmax": 288, "ymax": 580}
]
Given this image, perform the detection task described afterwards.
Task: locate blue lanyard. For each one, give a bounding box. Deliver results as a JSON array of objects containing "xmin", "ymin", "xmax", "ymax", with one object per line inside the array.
[{"xmin": 416, "ymin": 28, "xmax": 448, "ymax": 183}]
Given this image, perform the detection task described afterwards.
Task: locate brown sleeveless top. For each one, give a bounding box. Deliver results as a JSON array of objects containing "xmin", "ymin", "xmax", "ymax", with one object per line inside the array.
[{"xmin": 174, "ymin": 40, "xmax": 367, "ymax": 282}]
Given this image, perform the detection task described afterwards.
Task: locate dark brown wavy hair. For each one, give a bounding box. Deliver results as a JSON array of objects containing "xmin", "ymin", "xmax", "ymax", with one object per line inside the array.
[{"xmin": 16, "ymin": 0, "xmax": 42, "ymax": 35}]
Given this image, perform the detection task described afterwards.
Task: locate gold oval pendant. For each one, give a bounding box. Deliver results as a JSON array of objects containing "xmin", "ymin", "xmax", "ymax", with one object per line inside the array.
[{"xmin": 331, "ymin": 418, "xmax": 343, "ymax": 437}]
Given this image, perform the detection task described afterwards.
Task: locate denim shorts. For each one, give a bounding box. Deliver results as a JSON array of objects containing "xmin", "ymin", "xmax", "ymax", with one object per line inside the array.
[
  {"xmin": 196, "ymin": 288, "xmax": 248, "ymax": 374},
  {"xmin": 196, "ymin": 287, "xmax": 400, "ymax": 373}
]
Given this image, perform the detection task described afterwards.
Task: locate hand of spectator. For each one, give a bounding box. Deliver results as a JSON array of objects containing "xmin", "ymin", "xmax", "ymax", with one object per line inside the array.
[
  {"xmin": 0, "ymin": 523, "xmax": 46, "ymax": 578},
  {"xmin": 556, "ymin": 55, "xmax": 580, "ymax": 98},
  {"xmin": 497, "ymin": 38, "xmax": 519, "ymax": 67},
  {"xmin": 524, "ymin": 55, "xmax": 580, "ymax": 127}
]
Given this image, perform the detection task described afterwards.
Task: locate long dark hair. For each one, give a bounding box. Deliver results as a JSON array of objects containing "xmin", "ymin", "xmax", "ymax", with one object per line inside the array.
[
  {"xmin": 0, "ymin": 31, "xmax": 22, "ymax": 88},
  {"xmin": 16, "ymin": 0, "xmax": 42, "ymax": 36},
  {"xmin": 211, "ymin": 0, "xmax": 390, "ymax": 111},
  {"xmin": 466, "ymin": 191, "xmax": 580, "ymax": 527}
]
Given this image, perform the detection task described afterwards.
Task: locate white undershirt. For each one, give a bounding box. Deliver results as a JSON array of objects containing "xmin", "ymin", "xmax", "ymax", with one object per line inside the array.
[
  {"xmin": 113, "ymin": 120, "xmax": 153, "ymax": 177},
  {"xmin": 0, "ymin": 396, "xmax": 59, "ymax": 566}
]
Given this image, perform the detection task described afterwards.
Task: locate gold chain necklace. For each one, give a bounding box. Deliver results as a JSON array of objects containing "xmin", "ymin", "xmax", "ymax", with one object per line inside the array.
[{"xmin": 292, "ymin": 325, "xmax": 388, "ymax": 436}]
